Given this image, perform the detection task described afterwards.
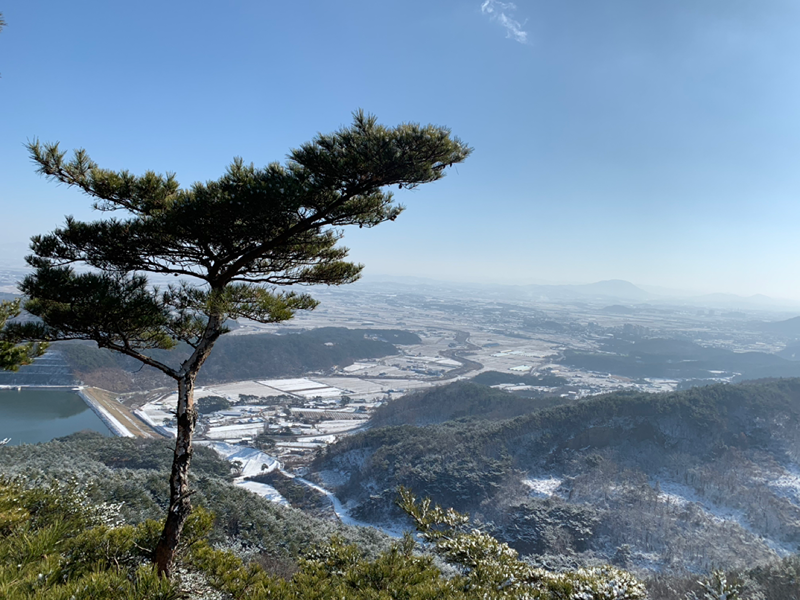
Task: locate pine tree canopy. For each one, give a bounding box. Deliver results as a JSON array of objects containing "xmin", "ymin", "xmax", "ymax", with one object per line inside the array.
[
  {"xmin": 12, "ymin": 111, "xmax": 471, "ymax": 378},
  {"xmin": 0, "ymin": 300, "xmax": 48, "ymax": 371},
  {"xmin": 10, "ymin": 111, "xmax": 470, "ymax": 574}
]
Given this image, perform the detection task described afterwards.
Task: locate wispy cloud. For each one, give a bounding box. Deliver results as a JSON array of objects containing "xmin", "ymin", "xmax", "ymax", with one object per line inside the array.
[{"xmin": 480, "ymin": 0, "xmax": 529, "ymax": 44}]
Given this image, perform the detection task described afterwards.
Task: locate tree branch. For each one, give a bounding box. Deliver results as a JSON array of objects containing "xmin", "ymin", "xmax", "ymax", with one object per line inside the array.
[{"xmin": 103, "ymin": 340, "xmax": 180, "ymax": 380}]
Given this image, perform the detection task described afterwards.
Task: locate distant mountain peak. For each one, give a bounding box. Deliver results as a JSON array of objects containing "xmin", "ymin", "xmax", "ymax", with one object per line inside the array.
[{"xmin": 573, "ymin": 279, "xmax": 651, "ymax": 300}]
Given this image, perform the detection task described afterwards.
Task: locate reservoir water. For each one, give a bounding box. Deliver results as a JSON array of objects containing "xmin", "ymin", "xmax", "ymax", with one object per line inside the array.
[{"xmin": 0, "ymin": 389, "xmax": 111, "ymax": 445}]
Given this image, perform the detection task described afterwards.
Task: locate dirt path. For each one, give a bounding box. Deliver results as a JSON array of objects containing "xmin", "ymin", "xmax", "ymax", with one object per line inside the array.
[{"xmin": 81, "ymin": 387, "xmax": 164, "ymax": 438}]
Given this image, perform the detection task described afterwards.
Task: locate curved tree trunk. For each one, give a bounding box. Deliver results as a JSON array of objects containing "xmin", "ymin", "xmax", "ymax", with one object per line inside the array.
[
  {"xmin": 154, "ymin": 374, "xmax": 197, "ymax": 576},
  {"xmin": 153, "ymin": 313, "xmax": 224, "ymax": 577}
]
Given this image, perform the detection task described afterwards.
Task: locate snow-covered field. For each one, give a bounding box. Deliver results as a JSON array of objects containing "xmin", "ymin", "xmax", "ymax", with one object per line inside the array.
[
  {"xmin": 198, "ymin": 381, "xmax": 288, "ymax": 399},
  {"xmin": 259, "ymin": 378, "xmax": 344, "ymax": 398},
  {"xmin": 407, "ymin": 356, "xmax": 462, "ymax": 367},
  {"xmin": 205, "ymin": 423, "xmax": 265, "ymax": 440},
  {"xmin": 315, "ymin": 420, "xmax": 367, "ymax": 434}
]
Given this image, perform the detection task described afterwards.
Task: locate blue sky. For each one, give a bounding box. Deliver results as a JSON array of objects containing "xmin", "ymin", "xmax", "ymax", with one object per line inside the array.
[{"xmin": 2, "ymin": 1, "xmax": 800, "ymax": 298}]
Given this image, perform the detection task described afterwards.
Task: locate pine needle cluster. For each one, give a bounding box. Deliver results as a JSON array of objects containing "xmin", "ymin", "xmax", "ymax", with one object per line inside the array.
[{"xmin": 0, "ymin": 300, "xmax": 48, "ymax": 371}]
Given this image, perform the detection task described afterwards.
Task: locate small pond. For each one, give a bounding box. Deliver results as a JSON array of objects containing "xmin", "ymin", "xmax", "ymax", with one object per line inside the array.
[{"xmin": 0, "ymin": 389, "xmax": 111, "ymax": 445}]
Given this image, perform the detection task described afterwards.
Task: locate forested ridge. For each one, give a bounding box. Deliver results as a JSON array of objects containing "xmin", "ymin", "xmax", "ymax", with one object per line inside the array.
[
  {"xmin": 0, "ymin": 433, "xmax": 649, "ymax": 599},
  {"xmin": 313, "ymin": 378, "xmax": 800, "ymax": 575},
  {"xmin": 5, "ymin": 385, "xmax": 800, "ymax": 596},
  {"xmin": 0, "ymin": 433, "xmax": 389, "ymax": 556},
  {"xmin": 369, "ymin": 381, "xmax": 573, "ymax": 427},
  {"xmin": 50, "ymin": 327, "xmax": 418, "ymax": 391},
  {"xmin": 559, "ymin": 337, "xmax": 800, "ymax": 381}
]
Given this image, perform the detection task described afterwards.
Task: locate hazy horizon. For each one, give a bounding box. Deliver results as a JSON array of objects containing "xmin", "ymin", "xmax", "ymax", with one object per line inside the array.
[
  {"xmin": 4, "ymin": 234, "xmax": 800, "ymax": 306},
  {"xmin": 3, "ymin": 2, "xmax": 800, "ymax": 300}
]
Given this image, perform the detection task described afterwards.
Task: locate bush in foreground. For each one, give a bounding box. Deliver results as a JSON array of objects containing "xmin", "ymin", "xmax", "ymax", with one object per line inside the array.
[{"xmin": 1, "ymin": 476, "xmax": 647, "ymax": 599}]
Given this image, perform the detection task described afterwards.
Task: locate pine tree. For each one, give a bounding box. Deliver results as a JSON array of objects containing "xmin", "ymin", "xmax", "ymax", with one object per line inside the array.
[
  {"xmin": 398, "ymin": 487, "xmax": 647, "ymax": 599},
  {"xmin": 0, "ymin": 300, "xmax": 48, "ymax": 371},
  {"xmin": 8, "ymin": 112, "xmax": 470, "ymax": 575}
]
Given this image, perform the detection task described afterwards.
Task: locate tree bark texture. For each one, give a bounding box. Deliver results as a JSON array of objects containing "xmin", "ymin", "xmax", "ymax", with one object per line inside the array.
[
  {"xmin": 154, "ymin": 375, "xmax": 197, "ymax": 576},
  {"xmin": 154, "ymin": 314, "xmax": 222, "ymax": 577}
]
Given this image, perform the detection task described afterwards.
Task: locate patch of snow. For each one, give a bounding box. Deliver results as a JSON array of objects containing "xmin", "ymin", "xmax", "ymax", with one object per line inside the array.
[
  {"xmin": 523, "ymin": 477, "xmax": 563, "ymax": 498},
  {"xmin": 204, "ymin": 440, "xmax": 406, "ymax": 539},
  {"xmin": 275, "ymin": 441, "xmax": 326, "ymax": 449},
  {"xmin": 133, "ymin": 409, "xmax": 157, "ymax": 428},
  {"xmin": 317, "ymin": 469, "xmax": 349, "ymax": 487},
  {"xmin": 331, "ymin": 448, "xmax": 372, "ymax": 470},
  {"xmin": 768, "ymin": 465, "xmax": 800, "ymax": 505},
  {"xmin": 315, "ymin": 420, "xmax": 367, "ymax": 434},
  {"xmin": 76, "ymin": 389, "xmax": 135, "ymax": 438},
  {"xmin": 633, "ymin": 551, "xmax": 664, "ymax": 572},
  {"xmin": 292, "ymin": 476, "xmax": 404, "ymax": 537},
  {"xmin": 407, "ymin": 356, "xmax": 461, "ymax": 367},
  {"xmin": 657, "ymin": 481, "xmax": 740, "ymax": 521},
  {"xmin": 202, "ymin": 442, "xmax": 290, "ymax": 506},
  {"xmin": 205, "ymin": 441, "xmax": 280, "ymax": 477},
  {"xmin": 297, "ymin": 435, "xmax": 337, "ymax": 444},
  {"xmin": 655, "ymin": 480, "xmax": 791, "ymax": 556},
  {"xmin": 237, "ymin": 481, "xmax": 289, "ymax": 506}
]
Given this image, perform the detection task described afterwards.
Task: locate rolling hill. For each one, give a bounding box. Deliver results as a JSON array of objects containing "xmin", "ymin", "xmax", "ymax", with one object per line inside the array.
[
  {"xmin": 10, "ymin": 327, "xmax": 420, "ymax": 392},
  {"xmin": 311, "ymin": 378, "xmax": 800, "ymax": 573}
]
